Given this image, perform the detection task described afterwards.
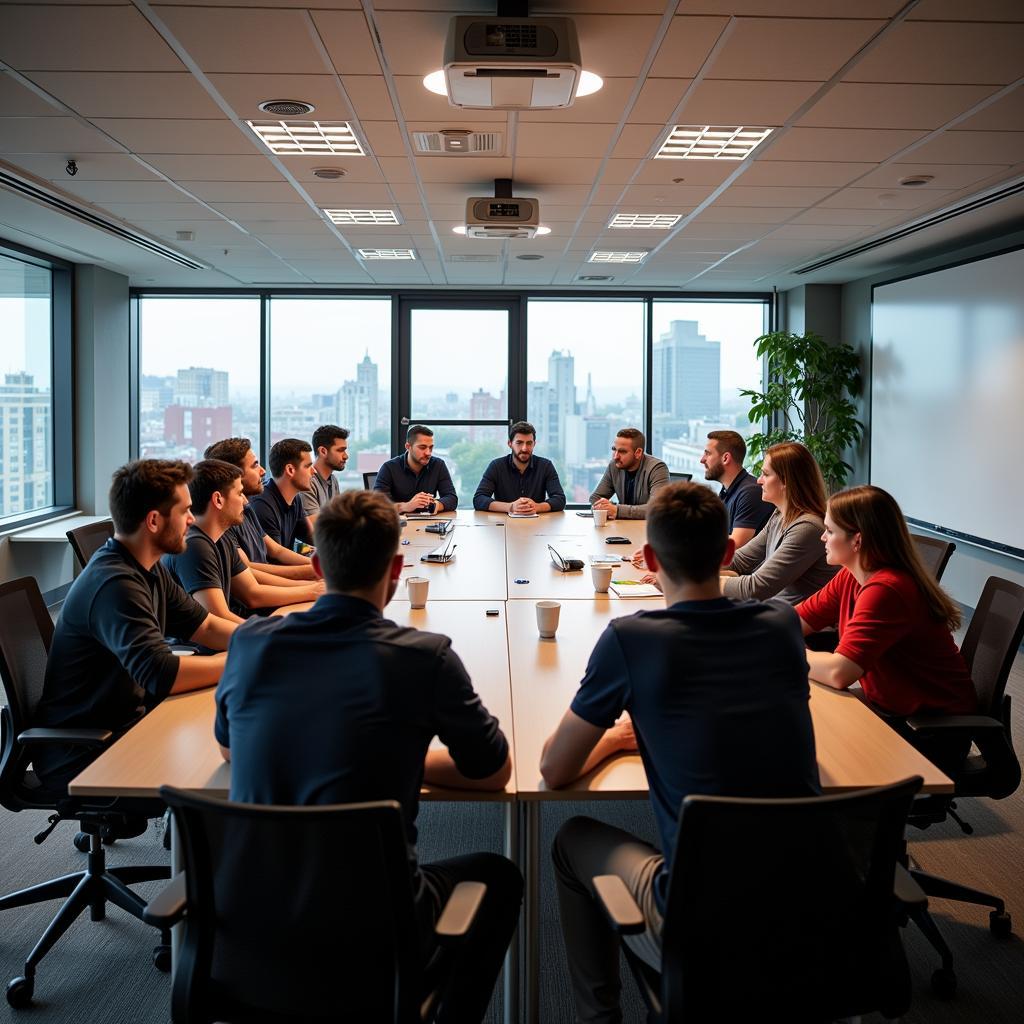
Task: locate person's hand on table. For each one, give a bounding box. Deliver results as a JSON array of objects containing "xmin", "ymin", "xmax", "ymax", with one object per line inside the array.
[
  {"xmin": 511, "ymin": 497, "xmax": 537, "ymax": 515},
  {"xmin": 631, "ymin": 547, "xmax": 646, "ymax": 569},
  {"xmin": 639, "ymin": 573, "xmax": 661, "ymax": 589},
  {"xmin": 608, "ymin": 715, "xmax": 637, "ymax": 753},
  {"xmin": 592, "ymin": 497, "xmax": 617, "ymax": 519},
  {"xmin": 402, "ymin": 493, "xmax": 435, "ymax": 514}
]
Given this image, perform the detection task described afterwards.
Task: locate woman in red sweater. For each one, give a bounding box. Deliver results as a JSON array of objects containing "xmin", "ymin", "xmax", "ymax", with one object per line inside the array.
[{"xmin": 796, "ymin": 485, "xmax": 976, "ymax": 726}]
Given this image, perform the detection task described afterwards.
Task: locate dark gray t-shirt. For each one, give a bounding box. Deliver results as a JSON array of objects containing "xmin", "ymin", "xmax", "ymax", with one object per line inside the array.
[{"xmin": 163, "ymin": 524, "xmax": 246, "ymax": 613}]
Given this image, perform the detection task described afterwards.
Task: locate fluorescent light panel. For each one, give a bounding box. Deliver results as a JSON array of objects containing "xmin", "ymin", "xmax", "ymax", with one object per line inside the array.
[
  {"xmin": 323, "ymin": 209, "xmax": 400, "ymax": 225},
  {"xmin": 247, "ymin": 120, "xmax": 365, "ymax": 156},
  {"xmin": 656, "ymin": 126, "xmax": 772, "ymax": 160},
  {"xmin": 589, "ymin": 251, "xmax": 647, "ymax": 264},
  {"xmin": 608, "ymin": 213, "xmax": 681, "ymax": 230},
  {"xmin": 358, "ymin": 248, "xmax": 416, "ymax": 260}
]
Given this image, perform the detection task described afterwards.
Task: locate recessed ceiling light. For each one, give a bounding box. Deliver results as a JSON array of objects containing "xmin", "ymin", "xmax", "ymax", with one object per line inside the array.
[
  {"xmin": 589, "ymin": 251, "xmax": 647, "ymax": 264},
  {"xmin": 312, "ymin": 167, "xmax": 346, "ymax": 180},
  {"xmin": 258, "ymin": 99, "xmax": 315, "ymax": 116},
  {"xmin": 656, "ymin": 126, "xmax": 772, "ymax": 160},
  {"xmin": 899, "ymin": 174, "xmax": 935, "ymax": 187},
  {"xmin": 578, "ymin": 274, "xmax": 614, "ymax": 281},
  {"xmin": 576, "ymin": 71, "xmax": 603, "ymax": 97},
  {"xmin": 423, "ymin": 70, "xmax": 447, "ymax": 96},
  {"xmin": 323, "ymin": 209, "xmax": 401, "ymax": 225},
  {"xmin": 516, "ymin": 254, "xmax": 544, "ymax": 260},
  {"xmin": 608, "ymin": 213, "xmax": 681, "ymax": 230},
  {"xmin": 246, "ymin": 120, "xmax": 365, "ymax": 156},
  {"xmin": 358, "ymin": 248, "xmax": 416, "ymax": 260}
]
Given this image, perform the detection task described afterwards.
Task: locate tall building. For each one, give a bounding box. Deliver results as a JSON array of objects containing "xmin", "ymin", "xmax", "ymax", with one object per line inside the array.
[
  {"xmin": 469, "ymin": 388, "xmax": 503, "ymax": 441},
  {"xmin": 0, "ymin": 372, "xmax": 52, "ymax": 516},
  {"xmin": 174, "ymin": 366, "xmax": 228, "ymax": 407},
  {"xmin": 163, "ymin": 405, "xmax": 232, "ymax": 455},
  {"xmin": 337, "ymin": 352, "xmax": 379, "ymax": 440},
  {"xmin": 546, "ymin": 350, "xmax": 577, "ymax": 457},
  {"xmin": 652, "ymin": 321, "xmax": 721, "ymax": 425}
]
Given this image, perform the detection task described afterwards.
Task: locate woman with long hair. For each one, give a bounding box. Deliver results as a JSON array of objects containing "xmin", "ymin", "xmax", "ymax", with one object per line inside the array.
[
  {"xmin": 719, "ymin": 442, "xmax": 836, "ymax": 604},
  {"xmin": 795, "ymin": 485, "xmax": 975, "ymax": 719}
]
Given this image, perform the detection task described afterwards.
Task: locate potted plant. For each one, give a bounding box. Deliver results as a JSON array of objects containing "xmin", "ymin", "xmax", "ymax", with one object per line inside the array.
[{"xmin": 740, "ymin": 330, "xmax": 864, "ymax": 492}]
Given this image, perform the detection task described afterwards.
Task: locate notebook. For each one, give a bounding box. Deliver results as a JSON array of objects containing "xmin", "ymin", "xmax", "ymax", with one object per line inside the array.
[{"xmin": 609, "ymin": 581, "xmax": 662, "ymax": 599}]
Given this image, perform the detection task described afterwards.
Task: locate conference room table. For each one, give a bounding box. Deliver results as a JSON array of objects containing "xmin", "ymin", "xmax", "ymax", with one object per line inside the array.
[{"xmin": 69, "ymin": 509, "xmax": 953, "ymax": 1024}]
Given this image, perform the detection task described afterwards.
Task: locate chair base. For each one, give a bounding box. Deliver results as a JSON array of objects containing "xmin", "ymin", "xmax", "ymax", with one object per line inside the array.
[{"xmin": 0, "ymin": 832, "xmax": 171, "ymax": 1008}]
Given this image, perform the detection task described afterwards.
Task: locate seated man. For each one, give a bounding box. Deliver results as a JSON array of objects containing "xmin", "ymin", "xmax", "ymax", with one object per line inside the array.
[
  {"xmin": 589, "ymin": 427, "xmax": 669, "ymax": 520},
  {"xmin": 31, "ymin": 460, "xmax": 237, "ymax": 794},
  {"xmin": 473, "ymin": 420, "xmax": 566, "ymax": 515},
  {"xmin": 204, "ymin": 437, "xmax": 317, "ymax": 581},
  {"xmin": 540, "ymin": 482, "xmax": 820, "ymax": 1023},
  {"xmin": 248, "ymin": 437, "xmax": 314, "ymax": 557},
  {"xmin": 700, "ymin": 429, "xmax": 774, "ymax": 548},
  {"xmin": 302, "ymin": 423, "xmax": 349, "ymax": 528},
  {"xmin": 214, "ymin": 491, "xmax": 522, "ymax": 1023},
  {"xmin": 373, "ymin": 423, "xmax": 457, "ymax": 515},
  {"xmin": 162, "ymin": 459, "xmax": 323, "ymax": 622}
]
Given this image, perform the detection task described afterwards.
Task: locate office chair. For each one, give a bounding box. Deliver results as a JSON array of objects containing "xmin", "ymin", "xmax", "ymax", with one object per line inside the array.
[
  {"xmin": 0, "ymin": 577, "xmax": 172, "ymax": 1009},
  {"xmin": 363, "ymin": 471, "xmax": 378, "ymax": 490},
  {"xmin": 144, "ymin": 789, "xmax": 486, "ymax": 1024},
  {"xmin": 912, "ymin": 534, "xmax": 956, "ymax": 582},
  {"xmin": 593, "ymin": 777, "xmax": 925, "ymax": 1022},
  {"xmin": 667, "ymin": 472, "xmax": 692, "ymax": 483},
  {"xmin": 65, "ymin": 519, "xmax": 114, "ymax": 571}
]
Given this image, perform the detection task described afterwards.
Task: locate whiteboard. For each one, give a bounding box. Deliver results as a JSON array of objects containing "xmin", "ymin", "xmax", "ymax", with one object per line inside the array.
[{"xmin": 871, "ymin": 247, "xmax": 1024, "ymax": 557}]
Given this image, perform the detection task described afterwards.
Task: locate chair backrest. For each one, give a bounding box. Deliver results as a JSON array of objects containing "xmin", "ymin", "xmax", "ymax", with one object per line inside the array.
[
  {"xmin": 912, "ymin": 533, "xmax": 956, "ymax": 581},
  {"xmin": 959, "ymin": 576, "xmax": 1024, "ymax": 717},
  {"xmin": 659, "ymin": 777, "xmax": 922, "ymax": 1021},
  {"xmin": 161, "ymin": 787, "xmax": 424, "ymax": 1024},
  {"xmin": 668, "ymin": 472, "xmax": 692, "ymax": 482},
  {"xmin": 0, "ymin": 578, "xmax": 55, "ymax": 808},
  {"xmin": 66, "ymin": 519, "xmax": 114, "ymax": 570},
  {"xmin": 363, "ymin": 471, "xmax": 378, "ymax": 490}
]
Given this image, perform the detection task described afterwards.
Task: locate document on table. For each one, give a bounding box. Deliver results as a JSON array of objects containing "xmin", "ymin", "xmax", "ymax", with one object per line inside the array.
[
  {"xmin": 609, "ymin": 580, "xmax": 662, "ymax": 599},
  {"xmin": 507, "ymin": 510, "xmax": 540, "ymax": 518},
  {"xmin": 589, "ymin": 554, "xmax": 623, "ymax": 566}
]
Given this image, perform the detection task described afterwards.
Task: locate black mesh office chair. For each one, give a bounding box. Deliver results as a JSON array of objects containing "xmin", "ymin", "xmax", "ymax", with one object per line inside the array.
[
  {"xmin": 144, "ymin": 789, "xmax": 486, "ymax": 1024},
  {"xmin": 594, "ymin": 778, "xmax": 925, "ymax": 1022},
  {"xmin": 0, "ymin": 577, "xmax": 171, "ymax": 1009},
  {"xmin": 912, "ymin": 534, "xmax": 956, "ymax": 582},
  {"xmin": 65, "ymin": 519, "xmax": 114, "ymax": 571},
  {"xmin": 363, "ymin": 471, "xmax": 378, "ymax": 490},
  {"xmin": 668, "ymin": 472, "xmax": 692, "ymax": 483}
]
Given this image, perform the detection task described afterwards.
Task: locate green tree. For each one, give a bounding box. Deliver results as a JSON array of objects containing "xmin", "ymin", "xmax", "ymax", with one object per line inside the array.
[{"xmin": 450, "ymin": 439, "xmax": 500, "ymax": 499}]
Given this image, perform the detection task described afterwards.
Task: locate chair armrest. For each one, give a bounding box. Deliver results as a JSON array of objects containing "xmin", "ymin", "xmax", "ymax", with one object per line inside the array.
[
  {"xmin": 593, "ymin": 874, "xmax": 646, "ymax": 935},
  {"xmin": 905, "ymin": 714, "xmax": 1002, "ymax": 735},
  {"xmin": 142, "ymin": 872, "xmax": 187, "ymax": 928},
  {"xmin": 17, "ymin": 727, "xmax": 113, "ymax": 748},
  {"xmin": 894, "ymin": 863, "xmax": 926, "ymax": 910},
  {"xmin": 435, "ymin": 881, "xmax": 486, "ymax": 943}
]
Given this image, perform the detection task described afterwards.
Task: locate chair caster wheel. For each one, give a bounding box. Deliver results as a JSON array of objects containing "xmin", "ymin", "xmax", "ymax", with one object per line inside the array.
[
  {"xmin": 153, "ymin": 945, "xmax": 172, "ymax": 973},
  {"xmin": 73, "ymin": 831, "xmax": 90, "ymax": 853},
  {"xmin": 990, "ymin": 910, "xmax": 1012, "ymax": 938},
  {"xmin": 931, "ymin": 967, "xmax": 957, "ymax": 999},
  {"xmin": 6, "ymin": 976, "xmax": 34, "ymax": 1008}
]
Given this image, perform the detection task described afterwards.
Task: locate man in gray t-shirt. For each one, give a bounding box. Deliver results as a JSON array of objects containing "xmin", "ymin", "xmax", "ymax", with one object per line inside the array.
[{"xmin": 303, "ymin": 424, "xmax": 349, "ymax": 526}]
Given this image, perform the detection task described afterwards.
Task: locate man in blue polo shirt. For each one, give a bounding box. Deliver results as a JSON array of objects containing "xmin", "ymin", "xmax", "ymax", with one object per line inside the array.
[
  {"xmin": 248, "ymin": 437, "xmax": 314, "ymax": 557},
  {"xmin": 540, "ymin": 482, "xmax": 819, "ymax": 1023},
  {"xmin": 214, "ymin": 490, "xmax": 521, "ymax": 1023},
  {"xmin": 473, "ymin": 420, "xmax": 566, "ymax": 514},
  {"xmin": 700, "ymin": 429, "xmax": 773, "ymax": 548},
  {"xmin": 374, "ymin": 423, "xmax": 457, "ymax": 514}
]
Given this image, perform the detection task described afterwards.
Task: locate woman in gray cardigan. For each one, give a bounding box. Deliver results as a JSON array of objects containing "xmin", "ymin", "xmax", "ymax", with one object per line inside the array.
[{"xmin": 719, "ymin": 441, "xmax": 836, "ymax": 604}]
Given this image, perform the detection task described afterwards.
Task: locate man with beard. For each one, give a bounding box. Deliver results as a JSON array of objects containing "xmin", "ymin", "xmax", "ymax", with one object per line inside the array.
[
  {"xmin": 473, "ymin": 421, "xmax": 566, "ymax": 514},
  {"xmin": 31, "ymin": 460, "xmax": 237, "ymax": 794},
  {"xmin": 162, "ymin": 459, "xmax": 323, "ymax": 622},
  {"xmin": 374, "ymin": 424, "xmax": 457, "ymax": 514},
  {"xmin": 700, "ymin": 429, "xmax": 773, "ymax": 549},
  {"xmin": 204, "ymin": 437, "xmax": 318, "ymax": 581},
  {"xmin": 302, "ymin": 424, "xmax": 349, "ymax": 527}
]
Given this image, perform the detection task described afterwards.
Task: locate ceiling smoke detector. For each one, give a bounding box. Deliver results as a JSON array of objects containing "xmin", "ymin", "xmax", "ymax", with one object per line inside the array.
[
  {"xmin": 258, "ymin": 99, "xmax": 315, "ymax": 116},
  {"xmin": 313, "ymin": 167, "xmax": 347, "ymax": 180},
  {"xmin": 898, "ymin": 174, "xmax": 935, "ymax": 187}
]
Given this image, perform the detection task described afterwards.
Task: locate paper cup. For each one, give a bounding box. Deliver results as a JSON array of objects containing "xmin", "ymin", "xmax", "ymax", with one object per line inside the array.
[
  {"xmin": 593, "ymin": 508, "xmax": 609, "ymax": 527},
  {"xmin": 591, "ymin": 565, "xmax": 613, "ymax": 593},
  {"xmin": 536, "ymin": 600, "xmax": 561, "ymax": 639},
  {"xmin": 406, "ymin": 576, "xmax": 429, "ymax": 609}
]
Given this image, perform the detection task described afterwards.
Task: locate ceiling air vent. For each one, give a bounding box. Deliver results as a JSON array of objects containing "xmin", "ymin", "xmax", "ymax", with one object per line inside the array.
[
  {"xmin": 258, "ymin": 99, "xmax": 315, "ymax": 116},
  {"xmin": 449, "ymin": 253, "xmax": 499, "ymax": 263},
  {"xmin": 412, "ymin": 129, "xmax": 504, "ymax": 156}
]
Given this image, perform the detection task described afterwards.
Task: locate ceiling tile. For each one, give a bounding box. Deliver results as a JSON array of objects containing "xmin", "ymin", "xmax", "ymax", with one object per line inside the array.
[
  {"xmin": 0, "ymin": 73, "xmax": 65, "ymax": 116},
  {"xmin": 516, "ymin": 122, "xmax": 617, "ymax": 158},
  {"xmin": 682, "ymin": 3, "xmax": 907, "ymax": 21},
  {"xmin": 207, "ymin": 74, "xmax": 353, "ymax": 122},
  {"xmin": 610, "ymin": 124, "xmax": 667, "ymax": 160},
  {"xmin": 93, "ymin": 118, "xmax": 259, "ymax": 155},
  {"xmin": 629, "ymin": 159, "xmax": 736, "ymax": 187},
  {"xmin": 140, "ymin": 155, "xmax": 285, "ymax": 182},
  {"xmin": 207, "ymin": 202, "xmax": 319, "ymax": 222},
  {"xmin": 854, "ymin": 163, "xmax": 1012, "ymax": 190},
  {"xmin": 692, "ymin": 206, "xmax": 805, "ymax": 223},
  {"xmin": 7, "ymin": 152, "xmax": 162, "ymax": 182},
  {"xmin": 680, "ymin": 80, "xmax": 822, "ymax": 125},
  {"xmin": 303, "ymin": 182, "xmax": 397, "ymax": 204},
  {"xmin": 343, "ymin": 76, "xmax": 397, "ymax": 122},
  {"xmin": 568, "ymin": 14, "xmax": 667, "ymax": 79},
  {"xmin": 310, "ymin": 10, "xmax": 385, "ymax": 76},
  {"xmin": 647, "ymin": 16, "xmax": 730, "ymax": 78},
  {"xmin": 740, "ymin": 160, "xmax": 875, "ymax": 188},
  {"xmin": 102, "ymin": 201, "xmax": 225, "ymax": 221},
  {"xmin": 514, "ymin": 157, "xmax": 603, "ymax": 185},
  {"xmin": 629, "ymin": 78, "xmax": 694, "ymax": 125},
  {"xmin": 903, "ymin": 131, "xmax": 1024, "ymax": 165},
  {"xmin": 713, "ymin": 185, "xmax": 835, "ymax": 207},
  {"xmin": 767, "ymin": 223, "xmax": 871, "ymax": 242},
  {"xmin": 817, "ymin": 187, "xmax": 955, "ymax": 210},
  {"xmin": 374, "ymin": 11, "xmax": 452, "ymax": 76},
  {"xmin": 360, "ymin": 121, "xmax": 407, "ymax": 158},
  {"xmin": 798, "ymin": 83, "xmax": 999, "ymax": 130},
  {"xmin": 907, "ymin": 0, "xmax": 1024, "ymax": 18},
  {"xmin": 0, "ymin": 116, "xmax": 121, "ymax": 153},
  {"xmin": 392, "ymin": 77, "xmax": 506, "ymax": 123},
  {"xmin": 28, "ymin": 72, "xmax": 224, "ymax": 118},
  {"xmin": 955, "ymin": 88, "xmax": 1024, "ymax": 133},
  {"xmin": 278, "ymin": 159, "xmax": 386, "ymax": 185},
  {"xmin": 414, "ymin": 156, "xmax": 514, "ymax": 183},
  {"xmin": 51, "ymin": 179, "xmax": 189, "ymax": 204},
  {"xmin": 763, "ymin": 127, "xmax": 927, "ymax": 163},
  {"xmin": 184, "ymin": 181, "xmax": 301, "ymax": 203}
]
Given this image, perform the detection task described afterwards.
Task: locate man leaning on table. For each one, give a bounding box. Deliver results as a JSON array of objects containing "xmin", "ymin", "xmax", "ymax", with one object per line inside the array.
[
  {"xmin": 213, "ymin": 490, "xmax": 522, "ymax": 1024},
  {"xmin": 31, "ymin": 460, "xmax": 237, "ymax": 795},
  {"xmin": 374, "ymin": 423, "xmax": 458, "ymax": 514},
  {"xmin": 473, "ymin": 420, "xmax": 566, "ymax": 514},
  {"xmin": 540, "ymin": 482, "xmax": 820, "ymax": 1024},
  {"xmin": 589, "ymin": 427, "xmax": 669, "ymax": 520}
]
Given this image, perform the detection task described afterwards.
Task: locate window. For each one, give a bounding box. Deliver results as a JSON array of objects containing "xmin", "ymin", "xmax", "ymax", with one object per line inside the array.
[
  {"xmin": 527, "ymin": 299, "xmax": 646, "ymax": 504},
  {"xmin": 0, "ymin": 252, "xmax": 53, "ymax": 518},
  {"xmin": 138, "ymin": 297, "xmax": 261, "ymax": 462},
  {"xmin": 269, "ymin": 297, "xmax": 391, "ymax": 490}
]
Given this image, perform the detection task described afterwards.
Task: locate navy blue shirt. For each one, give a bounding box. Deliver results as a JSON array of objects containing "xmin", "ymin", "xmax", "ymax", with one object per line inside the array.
[
  {"xmin": 228, "ymin": 502, "xmax": 269, "ymax": 563},
  {"xmin": 473, "ymin": 454, "xmax": 566, "ymax": 512},
  {"xmin": 720, "ymin": 467, "xmax": 774, "ymax": 535},
  {"xmin": 215, "ymin": 594, "xmax": 508, "ymax": 896},
  {"xmin": 249, "ymin": 478, "xmax": 310, "ymax": 554},
  {"xmin": 570, "ymin": 598, "xmax": 820, "ymax": 912},
  {"xmin": 374, "ymin": 454, "xmax": 458, "ymax": 511}
]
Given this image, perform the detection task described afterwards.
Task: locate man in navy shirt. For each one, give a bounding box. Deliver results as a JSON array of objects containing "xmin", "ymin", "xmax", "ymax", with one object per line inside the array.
[
  {"xmin": 700, "ymin": 429, "xmax": 774, "ymax": 548},
  {"xmin": 473, "ymin": 420, "xmax": 566, "ymax": 514},
  {"xmin": 374, "ymin": 423, "xmax": 457, "ymax": 513},
  {"xmin": 248, "ymin": 437, "xmax": 314, "ymax": 557},
  {"xmin": 540, "ymin": 482, "xmax": 819, "ymax": 1023},
  {"xmin": 215, "ymin": 490, "xmax": 521, "ymax": 1023}
]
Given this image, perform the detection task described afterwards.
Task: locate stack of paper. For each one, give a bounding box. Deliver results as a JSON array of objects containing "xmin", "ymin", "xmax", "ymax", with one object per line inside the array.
[{"xmin": 609, "ymin": 581, "xmax": 662, "ymax": 599}]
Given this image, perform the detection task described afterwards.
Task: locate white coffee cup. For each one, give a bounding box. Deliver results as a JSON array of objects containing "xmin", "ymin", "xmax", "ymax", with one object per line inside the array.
[
  {"xmin": 536, "ymin": 600, "xmax": 561, "ymax": 639},
  {"xmin": 593, "ymin": 508, "xmax": 609, "ymax": 527},
  {"xmin": 591, "ymin": 565, "xmax": 613, "ymax": 593},
  {"xmin": 406, "ymin": 576, "xmax": 429, "ymax": 609}
]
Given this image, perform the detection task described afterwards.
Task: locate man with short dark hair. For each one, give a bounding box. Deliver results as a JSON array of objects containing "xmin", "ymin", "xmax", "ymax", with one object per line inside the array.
[
  {"xmin": 248, "ymin": 438, "xmax": 314, "ymax": 556},
  {"xmin": 373, "ymin": 424, "xmax": 457, "ymax": 514},
  {"xmin": 214, "ymin": 490, "xmax": 522, "ymax": 1023},
  {"xmin": 589, "ymin": 427, "xmax": 669, "ymax": 520},
  {"xmin": 701, "ymin": 429, "xmax": 773, "ymax": 548},
  {"xmin": 31, "ymin": 460, "xmax": 237, "ymax": 793},
  {"xmin": 303, "ymin": 424, "xmax": 349, "ymax": 527},
  {"xmin": 472, "ymin": 421, "xmax": 566, "ymax": 514},
  {"xmin": 540, "ymin": 482, "xmax": 820, "ymax": 1023},
  {"xmin": 162, "ymin": 459, "xmax": 322, "ymax": 622}
]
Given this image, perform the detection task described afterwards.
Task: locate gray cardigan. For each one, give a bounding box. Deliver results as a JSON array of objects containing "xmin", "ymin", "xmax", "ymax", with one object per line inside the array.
[
  {"xmin": 588, "ymin": 454, "xmax": 670, "ymax": 519},
  {"xmin": 721, "ymin": 509, "xmax": 837, "ymax": 604}
]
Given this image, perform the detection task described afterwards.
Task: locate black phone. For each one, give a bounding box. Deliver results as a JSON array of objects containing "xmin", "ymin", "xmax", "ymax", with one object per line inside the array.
[
  {"xmin": 605, "ymin": 536, "xmax": 631, "ymax": 545},
  {"xmin": 575, "ymin": 510, "xmax": 594, "ymax": 517}
]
